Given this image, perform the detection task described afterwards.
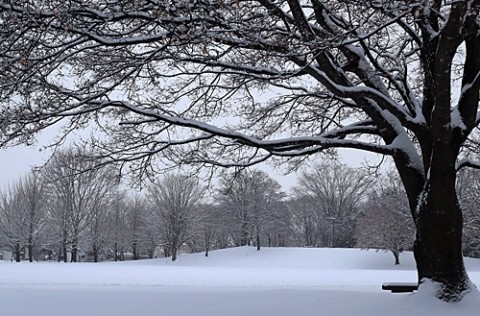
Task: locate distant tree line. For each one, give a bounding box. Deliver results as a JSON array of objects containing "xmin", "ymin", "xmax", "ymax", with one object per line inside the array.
[{"xmin": 2, "ymin": 149, "xmax": 480, "ymax": 264}]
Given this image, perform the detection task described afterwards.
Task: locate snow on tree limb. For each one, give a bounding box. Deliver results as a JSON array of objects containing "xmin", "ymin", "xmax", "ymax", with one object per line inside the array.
[{"xmin": 0, "ymin": 0, "xmax": 477, "ymax": 178}]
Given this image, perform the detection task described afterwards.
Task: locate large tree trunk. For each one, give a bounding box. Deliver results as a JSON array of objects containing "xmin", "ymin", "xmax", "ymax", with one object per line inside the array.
[
  {"xmin": 413, "ymin": 161, "xmax": 470, "ymax": 301},
  {"xmin": 395, "ymin": 127, "xmax": 472, "ymax": 302}
]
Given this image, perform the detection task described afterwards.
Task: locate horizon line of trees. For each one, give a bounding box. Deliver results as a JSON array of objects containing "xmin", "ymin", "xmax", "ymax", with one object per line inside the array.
[{"xmin": 2, "ymin": 148, "xmax": 480, "ymax": 264}]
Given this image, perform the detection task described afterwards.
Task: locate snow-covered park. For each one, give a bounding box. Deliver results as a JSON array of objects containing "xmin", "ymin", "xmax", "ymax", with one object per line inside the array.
[{"xmin": 1, "ymin": 247, "xmax": 480, "ymax": 316}]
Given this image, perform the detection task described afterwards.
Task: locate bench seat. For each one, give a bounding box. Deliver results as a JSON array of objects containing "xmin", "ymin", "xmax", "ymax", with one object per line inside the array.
[{"xmin": 382, "ymin": 282, "xmax": 418, "ymax": 293}]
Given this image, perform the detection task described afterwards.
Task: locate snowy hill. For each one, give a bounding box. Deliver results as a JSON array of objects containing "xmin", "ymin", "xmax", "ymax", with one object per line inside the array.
[
  {"xmin": 1, "ymin": 246, "xmax": 480, "ymax": 316},
  {"xmin": 150, "ymin": 246, "xmax": 419, "ymax": 270},
  {"xmin": 139, "ymin": 246, "xmax": 480, "ymax": 271}
]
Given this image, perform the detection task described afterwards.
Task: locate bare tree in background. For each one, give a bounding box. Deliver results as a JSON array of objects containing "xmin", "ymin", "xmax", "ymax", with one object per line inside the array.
[
  {"xmin": 142, "ymin": 203, "xmax": 161, "ymax": 259},
  {"xmin": 1, "ymin": 0, "xmax": 480, "ymax": 301},
  {"xmin": 17, "ymin": 173, "xmax": 50, "ymax": 262},
  {"xmin": 288, "ymin": 196, "xmax": 322, "ymax": 247},
  {"xmin": 149, "ymin": 173, "xmax": 204, "ymax": 261},
  {"xmin": 125, "ymin": 194, "xmax": 149, "ymax": 260},
  {"xmin": 457, "ymin": 167, "xmax": 480, "ymax": 257},
  {"xmin": 86, "ymin": 199, "xmax": 117, "ymax": 262},
  {"xmin": 218, "ymin": 176, "xmax": 253, "ymax": 247},
  {"xmin": 208, "ymin": 204, "xmax": 234, "ymax": 251},
  {"xmin": 294, "ymin": 162, "xmax": 369, "ymax": 248},
  {"xmin": 0, "ymin": 189, "xmax": 24, "ymax": 262},
  {"xmin": 0, "ymin": 173, "xmax": 49, "ymax": 262},
  {"xmin": 42, "ymin": 148, "xmax": 117, "ymax": 262},
  {"xmin": 264, "ymin": 200, "xmax": 292, "ymax": 247},
  {"xmin": 107, "ymin": 193, "xmax": 129, "ymax": 261},
  {"xmin": 200, "ymin": 204, "xmax": 218, "ymax": 257},
  {"xmin": 184, "ymin": 203, "xmax": 219, "ymax": 257},
  {"xmin": 218, "ymin": 169, "xmax": 284, "ymax": 250},
  {"xmin": 356, "ymin": 171, "xmax": 414, "ymax": 265}
]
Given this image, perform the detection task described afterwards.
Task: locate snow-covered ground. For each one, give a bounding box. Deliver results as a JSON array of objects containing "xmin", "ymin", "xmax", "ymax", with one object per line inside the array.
[{"xmin": 1, "ymin": 247, "xmax": 480, "ymax": 316}]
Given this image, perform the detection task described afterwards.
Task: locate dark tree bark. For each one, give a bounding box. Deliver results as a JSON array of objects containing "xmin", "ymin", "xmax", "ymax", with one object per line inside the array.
[
  {"xmin": 241, "ymin": 222, "xmax": 249, "ymax": 247},
  {"xmin": 163, "ymin": 245, "xmax": 171, "ymax": 258},
  {"xmin": 114, "ymin": 242, "xmax": 118, "ymax": 262},
  {"xmin": 391, "ymin": 250, "xmax": 400, "ymax": 266},
  {"xmin": 414, "ymin": 163, "xmax": 468, "ymax": 300},
  {"xmin": 28, "ymin": 220, "xmax": 34, "ymax": 262},
  {"xmin": 171, "ymin": 239, "xmax": 178, "ymax": 262},
  {"xmin": 93, "ymin": 243, "xmax": 99, "ymax": 263},
  {"xmin": 132, "ymin": 242, "xmax": 138, "ymax": 260},
  {"xmin": 14, "ymin": 243, "xmax": 21, "ymax": 263},
  {"xmin": 71, "ymin": 240, "xmax": 78, "ymax": 263},
  {"xmin": 62, "ymin": 239, "xmax": 68, "ymax": 263},
  {"xmin": 27, "ymin": 239, "xmax": 33, "ymax": 263}
]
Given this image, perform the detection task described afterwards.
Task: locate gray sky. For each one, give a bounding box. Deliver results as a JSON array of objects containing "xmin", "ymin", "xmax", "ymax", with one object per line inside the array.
[
  {"xmin": 0, "ymin": 141, "xmax": 382, "ymax": 192},
  {"xmin": 0, "ymin": 145, "xmax": 48, "ymax": 188}
]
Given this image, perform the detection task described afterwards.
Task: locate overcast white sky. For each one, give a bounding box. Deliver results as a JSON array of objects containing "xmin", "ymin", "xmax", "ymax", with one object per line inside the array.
[
  {"xmin": 0, "ymin": 145, "xmax": 48, "ymax": 187},
  {"xmin": 0, "ymin": 139, "xmax": 383, "ymax": 192}
]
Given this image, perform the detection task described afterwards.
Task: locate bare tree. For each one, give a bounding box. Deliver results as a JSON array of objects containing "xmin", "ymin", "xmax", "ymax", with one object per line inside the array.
[
  {"xmin": 16, "ymin": 173, "xmax": 50, "ymax": 262},
  {"xmin": 107, "ymin": 193, "xmax": 129, "ymax": 261},
  {"xmin": 218, "ymin": 169, "xmax": 284, "ymax": 250},
  {"xmin": 0, "ymin": 173, "xmax": 49, "ymax": 262},
  {"xmin": 0, "ymin": 188, "xmax": 24, "ymax": 262},
  {"xmin": 356, "ymin": 171, "xmax": 414, "ymax": 265},
  {"xmin": 457, "ymin": 167, "xmax": 480, "ymax": 257},
  {"xmin": 42, "ymin": 148, "xmax": 116, "ymax": 262},
  {"xmin": 208, "ymin": 204, "xmax": 234, "ymax": 251},
  {"xmin": 294, "ymin": 162, "xmax": 370, "ymax": 248},
  {"xmin": 264, "ymin": 200, "xmax": 293, "ymax": 247},
  {"xmin": 0, "ymin": 184, "xmax": 25, "ymax": 262},
  {"xmin": 86, "ymin": 202, "xmax": 109, "ymax": 262},
  {"xmin": 1, "ymin": 0, "xmax": 480, "ymax": 301},
  {"xmin": 186, "ymin": 203, "xmax": 219, "ymax": 257},
  {"xmin": 288, "ymin": 196, "xmax": 323, "ymax": 247},
  {"xmin": 149, "ymin": 173, "xmax": 204, "ymax": 261},
  {"xmin": 124, "ymin": 193, "xmax": 150, "ymax": 260},
  {"xmin": 202, "ymin": 205, "xmax": 218, "ymax": 257}
]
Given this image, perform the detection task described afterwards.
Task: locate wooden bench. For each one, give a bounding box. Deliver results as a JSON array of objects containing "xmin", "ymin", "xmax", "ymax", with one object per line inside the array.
[{"xmin": 382, "ymin": 282, "xmax": 418, "ymax": 293}]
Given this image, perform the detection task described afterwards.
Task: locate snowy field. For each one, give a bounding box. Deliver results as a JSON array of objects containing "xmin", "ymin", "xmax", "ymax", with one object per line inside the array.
[{"xmin": 2, "ymin": 247, "xmax": 480, "ymax": 316}]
